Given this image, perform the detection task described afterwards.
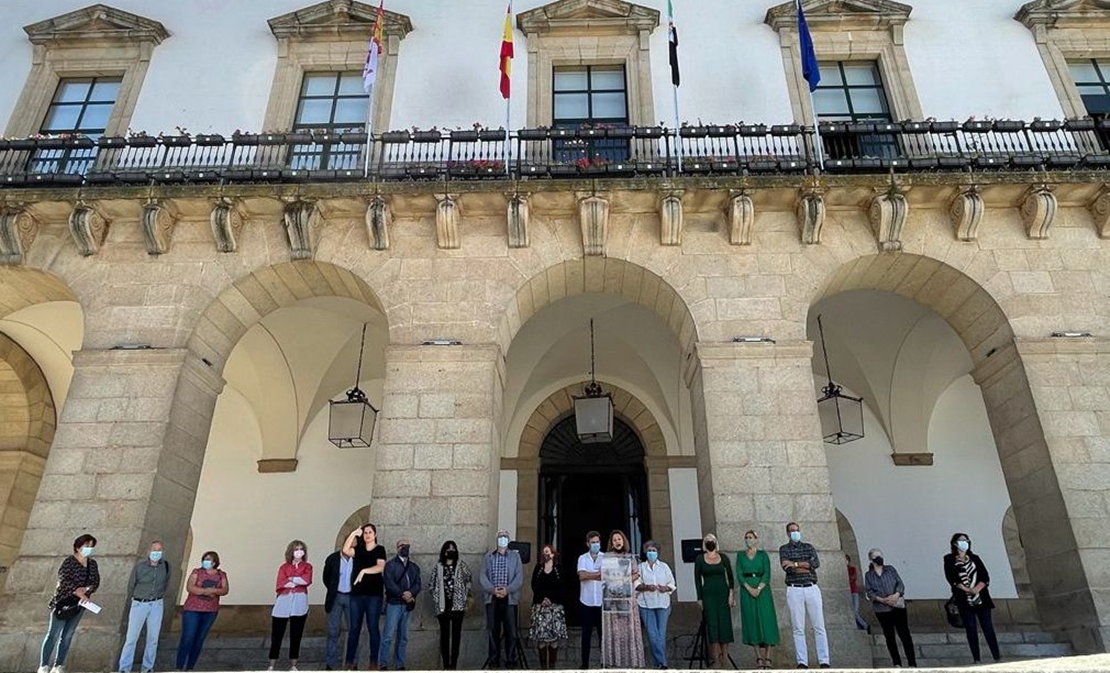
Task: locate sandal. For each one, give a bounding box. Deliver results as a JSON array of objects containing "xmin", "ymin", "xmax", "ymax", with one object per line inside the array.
[{"xmin": 756, "ymin": 658, "xmax": 765, "ymax": 669}]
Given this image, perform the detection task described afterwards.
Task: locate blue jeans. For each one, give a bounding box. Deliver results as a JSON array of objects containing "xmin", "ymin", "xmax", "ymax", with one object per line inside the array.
[
  {"xmin": 346, "ymin": 594, "xmax": 382, "ymax": 666},
  {"xmin": 118, "ymin": 598, "xmax": 164, "ymax": 672},
  {"xmin": 41, "ymin": 608, "xmax": 85, "ymax": 667},
  {"xmin": 641, "ymin": 606, "xmax": 670, "ymax": 667},
  {"xmin": 379, "ymin": 604, "xmax": 412, "ymax": 668},
  {"xmin": 326, "ymin": 593, "xmax": 352, "ymax": 669},
  {"xmin": 176, "ymin": 610, "xmax": 219, "ymax": 670}
]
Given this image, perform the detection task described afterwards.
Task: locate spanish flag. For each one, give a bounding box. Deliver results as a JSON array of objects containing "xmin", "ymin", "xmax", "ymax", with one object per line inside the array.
[
  {"xmin": 499, "ymin": 3, "xmax": 514, "ymax": 99},
  {"xmin": 363, "ymin": 1, "xmax": 385, "ymax": 93}
]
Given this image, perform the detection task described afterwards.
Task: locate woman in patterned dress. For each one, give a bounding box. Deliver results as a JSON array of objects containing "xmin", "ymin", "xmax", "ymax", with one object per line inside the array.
[
  {"xmin": 429, "ymin": 540, "xmax": 471, "ymax": 670},
  {"xmin": 529, "ymin": 543, "xmax": 567, "ymax": 668},
  {"xmin": 601, "ymin": 530, "xmax": 645, "ymax": 668}
]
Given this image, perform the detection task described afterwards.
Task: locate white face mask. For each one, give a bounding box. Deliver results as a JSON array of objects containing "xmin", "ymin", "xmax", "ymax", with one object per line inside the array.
[{"xmin": 497, "ymin": 536, "xmax": 510, "ymax": 549}]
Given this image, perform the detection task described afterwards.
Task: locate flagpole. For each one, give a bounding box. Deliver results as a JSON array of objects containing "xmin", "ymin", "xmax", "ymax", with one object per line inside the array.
[
  {"xmin": 364, "ymin": 87, "xmax": 375, "ymax": 179},
  {"xmin": 808, "ymin": 88, "xmax": 824, "ymax": 173},
  {"xmin": 668, "ymin": 0, "xmax": 682, "ymax": 173},
  {"xmin": 505, "ymin": 2, "xmax": 513, "ymax": 176},
  {"xmin": 672, "ymin": 84, "xmax": 682, "ymax": 173}
]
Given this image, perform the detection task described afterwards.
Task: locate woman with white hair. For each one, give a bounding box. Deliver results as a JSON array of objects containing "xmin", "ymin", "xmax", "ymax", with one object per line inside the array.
[
  {"xmin": 864, "ymin": 548, "xmax": 916, "ymax": 667},
  {"xmin": 693, "ymin": 532, "xmax": 735, "ymax": 668}
]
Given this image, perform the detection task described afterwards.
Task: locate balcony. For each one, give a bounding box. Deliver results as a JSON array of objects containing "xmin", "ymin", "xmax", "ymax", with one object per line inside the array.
[{"xmin": 1, "ymin": 119, "xmax": 1108, "ymax": 188}]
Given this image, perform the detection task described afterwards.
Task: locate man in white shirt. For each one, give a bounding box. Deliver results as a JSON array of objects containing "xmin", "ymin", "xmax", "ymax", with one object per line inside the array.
[{"xmin": 576, "ymin": 531, "xmax": 603, "ymax": 669}]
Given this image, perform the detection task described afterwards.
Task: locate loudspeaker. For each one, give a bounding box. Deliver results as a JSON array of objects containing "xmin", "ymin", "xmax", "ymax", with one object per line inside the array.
[
  {"xmin": 508, "ymin": 540, "xmax": 531, "ymax": 565},
  {"xmin": 680, "ymin": 538, "xmax": 703, "ymax": 564}
]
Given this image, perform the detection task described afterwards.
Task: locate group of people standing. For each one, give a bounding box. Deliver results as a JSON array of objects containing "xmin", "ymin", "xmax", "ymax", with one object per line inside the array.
[{"xmin": 36, "ymin": 527, "xmax": 1003, "ymax": 672}]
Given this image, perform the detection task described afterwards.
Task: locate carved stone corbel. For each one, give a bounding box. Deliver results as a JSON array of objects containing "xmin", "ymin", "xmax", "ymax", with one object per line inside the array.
[
  {"xmin": 435, "ymin": 194, "xmax": 461, "ymax": 249},
  {"xmin": 949, "ymin": 186, "xmax": 984, "ymax": 242},
  {"xmin": 366, "ymin": 195, "xmax": 391, "ymax": 250},
  {"xmin": 659, "ymin": 191, "xmax": 684, "ymax": 246},
  {"xmin": 578, "ymin": 193, "xmax": 610, "ymax": 256},
  {"xmin": 68, "ymin": 203, "xmax": 109, "ymax": 256},
  {"xmin": 869, "ymin": 188, "xmax": 909, "ymax": 252},
  {"xmin": 0, "ymin": 205, "xmax": 38, "ymax": 265},
  {"xmin": 1021, "ymin": 185, "xmax": 1056, "ymax": 240},
  {"xmin": 209, "ymin": 198, "xmax": 243, "ymax": 253},
  {"xmin": 141, "ymin": 201, "xmax": 177, "ymax": 255},
  {"xmin": 283, "ymin": 200, "xmax": 319, "ymax": 260},
  {"xmin": 796, "ymin": 189, "xmax": 826, "ymax": 245},
  {"xmin": 1088, "ymin": 186, "xmax": 1110, "ymax": 239},
  {"xmin": 507, "ymin": 193, "xmax": 530, "ymax": 248},
  {"xmin": 728, "ymin": 190, "xmax": 755, "ymax": 246}
]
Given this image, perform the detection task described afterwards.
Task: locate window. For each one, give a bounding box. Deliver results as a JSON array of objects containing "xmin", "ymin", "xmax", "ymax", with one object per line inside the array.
[
  {"xmin": 290, "ymin": 72, "xmax": 369, "ymax": 170},
  {"xmin": 1069, "ymin": 59, "xmax": 1110, "ymax": 149},
  {"xmin": 29, "ymin": 77, "xmax": 121, "ymax": 174},
  {"xmin": 552, "ymin": 65, "xmax": 630, "ymax": 163},
  {"xmin": 814, "ymin": 61, "xmax": 897, "ymax": 159}
]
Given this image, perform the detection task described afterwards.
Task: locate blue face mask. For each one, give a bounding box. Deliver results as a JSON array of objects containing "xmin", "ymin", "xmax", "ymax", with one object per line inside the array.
[
  {"xmin": 789, "ymin": 531, "xmax": 802, "ymax": 543},
  {"xmin": 589, "ymin": 542, "xmax": 601, "ymax": 554},
  {"xmin": 80, "ymin": 546, "xmax": 95, "ymax": 557},
  {"xmin": 149, "ymin": 551, "xmax": 163, "ymax": 562},
  {"xmin": 201, "ymin": 559, "xmax": 214, "ymax": 571},
  {"xmin": 497, "ymin": 536, "xmax": 509, "ymax": 549},
  {"xmin": 645, "ymin": 550, "xmax": 659, "ymax": 563},
  {"xmin": 956, "ymin": 540, "xmax": 970, "ymax": 552}
]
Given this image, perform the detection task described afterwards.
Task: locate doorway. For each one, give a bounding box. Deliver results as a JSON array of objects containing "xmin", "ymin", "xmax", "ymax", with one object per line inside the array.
[{"xmin": 537, "ymin": 415, "xmax": 649, "ymax": 623}]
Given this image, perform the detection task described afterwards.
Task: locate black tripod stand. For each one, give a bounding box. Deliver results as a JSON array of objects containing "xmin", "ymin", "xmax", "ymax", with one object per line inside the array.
[
  {"xmin": 481, "ymin": 600, "xmax": 528, "ymax": 670},
  {"xmin": 685, "ymin": 618, "xmax": 737, "ymax": 670}
]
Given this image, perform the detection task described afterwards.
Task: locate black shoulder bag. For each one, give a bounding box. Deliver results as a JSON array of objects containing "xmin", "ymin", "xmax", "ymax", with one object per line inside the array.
[{"xmin": 52, "ymin": 561, "xmax": 90, "ymax": 621}]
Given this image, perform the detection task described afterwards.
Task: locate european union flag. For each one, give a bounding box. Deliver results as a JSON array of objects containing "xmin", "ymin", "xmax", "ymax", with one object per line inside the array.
[{"xmin": 797, "ymin": 0, "xmax": 820, "ymax": 92}]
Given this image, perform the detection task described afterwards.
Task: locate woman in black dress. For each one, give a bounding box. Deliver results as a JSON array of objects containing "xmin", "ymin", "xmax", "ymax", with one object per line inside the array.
[
  {"xmin": 943, "ymin": 532, "xmax": 1000, "ymax": 664},
  {"xmin": 529, "ymin": 543, "xmax": 567, "ymax": 669}
]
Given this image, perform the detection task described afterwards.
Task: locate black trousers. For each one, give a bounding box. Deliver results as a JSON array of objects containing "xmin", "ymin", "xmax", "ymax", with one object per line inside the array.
[
  {"xmin": 438, "ymin": 610, "xmax": 465, "ymax": 669},
  {"xmin": 269, "ymin": 614, "xmax": 307, "ymax": 661},
  {"xmin": 959, "ymin": 604, "xmax": 1000, "ymax": 662},
  {"xmin": 485, "ymin": 598, "xmax": 518, "ymax": 665},
  {"xmin": 875, "ymin": 608, "xmax": 916, "ymax": 667},
  {"xmin": 579, "ymin": 604, "xmax": 602, "ymax": 669}
]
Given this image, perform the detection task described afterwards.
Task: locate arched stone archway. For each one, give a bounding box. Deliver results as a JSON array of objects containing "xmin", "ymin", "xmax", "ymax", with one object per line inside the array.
[
  {"xmin": 0, "ymin": 268, "xmax": 78, "ymax": 320},
  {"xmin": 0, "ymin": 334, "xmax": 55, "ymax": 570},
  {"xmin": 505, "ymin": 382, "xmax": 687, "ymax": 570},
  {"xmin": 812, "ymin": 252, "xmax": 1103, "ymax": 651}
]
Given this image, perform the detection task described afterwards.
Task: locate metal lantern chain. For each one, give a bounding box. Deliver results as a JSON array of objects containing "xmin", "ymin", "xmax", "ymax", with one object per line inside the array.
[
  {"xmin": 816, "ymin": 313, "xmax": 865, "ymax": 445},
  {"xmin": 346, "ymin": 323, "xmax": 369, "ymax": 404},
  {"xmin": 817, "ymin": 315, "xmax": 842, "ymax": 401},
  {"xmin": 584, "ymin": 318, "xmax": 603, "ymax": 398}
]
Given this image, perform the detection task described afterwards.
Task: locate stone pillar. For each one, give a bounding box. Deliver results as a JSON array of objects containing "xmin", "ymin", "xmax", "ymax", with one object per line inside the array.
[
  {"xmin": 370, "ymin": 344, "xmax": 503, "ymax": 557},
  {"xmin": 690, "ymin": 341, "xmax": 869, "ymax": 667},
  {"xmin": 0, "ymin": 348, "xmax": 224, "ymax": 672},
  {"xmin": 986, "ymin": 338, "xmax": 1110, "ymax": 653}
]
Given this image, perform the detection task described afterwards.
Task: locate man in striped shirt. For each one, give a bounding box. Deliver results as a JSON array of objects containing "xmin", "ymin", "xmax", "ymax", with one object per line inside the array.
[{"xmin": 779, "ymin": 523, "xmax": 830, "ymax": 669}]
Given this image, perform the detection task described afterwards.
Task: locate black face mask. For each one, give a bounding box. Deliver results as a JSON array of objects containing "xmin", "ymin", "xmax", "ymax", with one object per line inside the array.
[
  {"xmin": 704, "ymin": 541, "xmax": 717, "ymax": 552},
  {"xmin": 872, "ymin": 557, "xmax": 884, "ymax": 567},
  {"xmin": 398, "ymin": 545, "xmax": 410, "ymax": 558},
  {"xmin": 445, "ymin": 550, "xmax": 458, "ymax": 561}
]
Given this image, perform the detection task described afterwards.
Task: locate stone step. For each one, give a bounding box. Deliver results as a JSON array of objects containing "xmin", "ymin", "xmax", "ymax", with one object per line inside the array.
[{"xmin": 868, "ymin": 629, "xmax": 1074, "ymax": 667}]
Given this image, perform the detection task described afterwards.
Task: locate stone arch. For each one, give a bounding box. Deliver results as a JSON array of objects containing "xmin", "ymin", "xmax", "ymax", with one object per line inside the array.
[
  {"xmin": 0, "ymin": 267, "xmax": 78, "ymax": 320},
  {"xmin": 335, "ymin": 505, "xmax": 371, "ymax": 552},
  {"xmin": 811, "ymin": 252, "xmax": 1094, "ymax": 649},
  {"xmin": 0, "ymin": 333, "xmax": 56, "ymax": 570},
  {"xmin": 509, "ymin": 381, "xmax": 677, "ymax": 573},
  {"xmin": 497, "ymin": 258, "xmax": 699, "ymax": 361},
  {"xmin": 187, "ymin": 261, "xmax": 386, "ymax": 375}
]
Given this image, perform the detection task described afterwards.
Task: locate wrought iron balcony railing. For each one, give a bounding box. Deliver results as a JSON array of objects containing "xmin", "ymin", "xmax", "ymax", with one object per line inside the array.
[{"xmin": 1, "ymin": 119, "xmax": 1107, "ymax": 188}]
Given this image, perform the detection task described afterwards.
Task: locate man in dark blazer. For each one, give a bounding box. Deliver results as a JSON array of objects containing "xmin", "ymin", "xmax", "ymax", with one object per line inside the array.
[{"xmin": 323, "ymin": 546, "xmax": 354, "ymax": 670}]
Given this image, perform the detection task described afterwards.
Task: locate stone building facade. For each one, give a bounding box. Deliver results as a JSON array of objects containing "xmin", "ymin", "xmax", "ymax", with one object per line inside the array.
[{"xmin": 0, "ymin": 0, "xmax": 1108, "ymax": 670}]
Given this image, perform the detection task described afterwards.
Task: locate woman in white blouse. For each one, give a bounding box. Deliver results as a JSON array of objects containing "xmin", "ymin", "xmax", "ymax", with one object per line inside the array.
[{"xmin": 635, "ymin": 540, "xmax": 677, "ymax": 669}]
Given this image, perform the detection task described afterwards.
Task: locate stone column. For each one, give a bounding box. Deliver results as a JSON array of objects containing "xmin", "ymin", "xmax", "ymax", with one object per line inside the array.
[
  {"xmin": 370, "ymin": 344, "xmax": 503, "ymax": 557},
  {"xmin": 0, "ymin": 348, "xmax": 224, "ymax": 672},
  {"xmin": 690, "ymin": 341, "xmax": 869, "ymax": 667},
  {"xmin": 988, "ymin": 338, "xmax": 1110, "ymax": 653}
]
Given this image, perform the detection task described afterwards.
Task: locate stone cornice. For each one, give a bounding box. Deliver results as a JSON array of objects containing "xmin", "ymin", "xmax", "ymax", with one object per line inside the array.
[
  {"xmin": 517, "ymin": 0, "xmax": 659, "ymax": 36},
  {"xmin": 765, "ymin": 0, "xmax": 913, "ymax": 33},
  {"xmin": 1015, "ymin": 0, "xmax": 1110, "ymax": 30},
  {"xmin": 268, "ymin": 0, "xmax": 413, "ymax": 42},
  {"xmin": 24, "ymin": 3, "xmax": 169, "ymax": 47}
]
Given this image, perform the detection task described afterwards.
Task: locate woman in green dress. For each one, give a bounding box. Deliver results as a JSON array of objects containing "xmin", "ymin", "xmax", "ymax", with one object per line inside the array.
[
  {"xmin": 736, "ymin": 529, "xmax": 779, "ymax": 670},
  {"xmin": 694, "ymin": 532, "xmax": 735, "ymax": 668}
]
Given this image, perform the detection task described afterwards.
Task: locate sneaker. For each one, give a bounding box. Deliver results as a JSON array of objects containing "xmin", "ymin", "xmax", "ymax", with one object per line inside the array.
[
  {"xmin": 290, "ymin": 666, "xmax": 298, "ymax": 672},
  {"xmin": 37, "ymin": 666, "xmax": 49, "ymax": 673},
  {"xmin": 50, "ymin": 666, "xmax": 65, "ymax": 673},
  {"xmin": 819, "ymin": 665, "xmax": 831, "ymax": 670}
]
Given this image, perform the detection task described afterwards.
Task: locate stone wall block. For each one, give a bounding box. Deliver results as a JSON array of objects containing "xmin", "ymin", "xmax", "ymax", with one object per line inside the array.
[
  {"xmin": 68, "ymin": 204, "xmax": 109, "ymax": 256},
  {"xmin": 950, "ymin": 186, "xmax": 985, "ymax": 242},
  {"xmin": 507, "ymin": 192, "xmax": 530, "ymax": 248},
  {"xmin": 431, "ymin": 470, "xmax": 489, "ymax": 497},
  {"xmin": 413, "ymin": 444, "xmax": 454, "ymax": 470},
  {"xmin": 366, "ymin": 195, "xmax": 392, "ymax": 250},
  {"xmin": 869, "ymin": 188, "xmax": 909, "ymax": 252},
  {"xmin": 659, "ymin": 191, "xmax": 684, "ymax": 246},
  {"xmin": 435, "ymin": 194, "xmax": 460, "ymax": 249},
  {"xmin": 418, "ymin": 393, "xmax": 456, "ymax": 418},
  {"xmin": 578, "ymin": 193, "xmax": 609, "ymax": 256},
  {"xmin": 1021, "ymin": 185, "xmax": 1057, "ymax": 240},
  {"xmin": 728, "ymin": 191, "xmax": 755, "ymax": 245},
  {"xmin": 209, "ymin": 198, "xmax": 243, "ymax": 253},
  {"xmin": 141, "ymin": 201, "xmax": 177, "ymax": 255}
]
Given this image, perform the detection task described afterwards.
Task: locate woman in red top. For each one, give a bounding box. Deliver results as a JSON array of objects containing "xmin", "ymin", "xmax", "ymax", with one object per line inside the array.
[
  {"xmin": 846, "ymin": 554, "xmax": 870, "ymax": 631},
  {"xmin": 269, "ymin": 541, "xmax": 313, "ymax": 671},
  {"xmin": 176, "ymin": 551, "xmax": 229, "ymax": 671}
]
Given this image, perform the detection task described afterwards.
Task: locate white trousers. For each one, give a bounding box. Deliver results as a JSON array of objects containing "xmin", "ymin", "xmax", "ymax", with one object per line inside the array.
[{"xmin": 786, "ymin": 585, "xmax": 829, "ymax": 666}]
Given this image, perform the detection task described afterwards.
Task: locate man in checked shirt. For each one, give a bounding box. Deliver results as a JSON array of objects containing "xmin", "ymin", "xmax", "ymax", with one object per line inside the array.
[{"xmin": 779, "ymin": 523, "xmax": 830, "ymax": 669}]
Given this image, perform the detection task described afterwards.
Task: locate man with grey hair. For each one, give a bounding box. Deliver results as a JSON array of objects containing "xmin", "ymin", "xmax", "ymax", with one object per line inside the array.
[
  {"xmin": 479, "ymin": 528, "xmax": 523, "ymax": 668},
  {"xmin": 118, "ymin": 541, "xmax": 170, "ymax": 673}
]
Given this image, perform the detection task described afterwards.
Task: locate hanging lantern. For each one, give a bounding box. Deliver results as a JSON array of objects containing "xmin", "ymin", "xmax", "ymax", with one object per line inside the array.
[
  {"xmin": 328, "ymin": 324, "xmax": 378, "ymax": 448},
  {"xmin": 574, "ymin": 319, "xmax": 614, "ymax": 443},
  {"xmin": 815, "ymin": 314, "xmax": 864, "ymax": 445}
]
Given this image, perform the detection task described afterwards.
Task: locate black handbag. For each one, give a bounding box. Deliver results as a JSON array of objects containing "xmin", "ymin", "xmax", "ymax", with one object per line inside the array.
[
  {"xmin": 944, "ymin": 597, "xmax": 964, "ymax": 629},
  {"xmin": 52, "ymin": 595, "xmax": 82, "ymax": 621}
]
